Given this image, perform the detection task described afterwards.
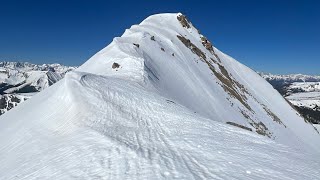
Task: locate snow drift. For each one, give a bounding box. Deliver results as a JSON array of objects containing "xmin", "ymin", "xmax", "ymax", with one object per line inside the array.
[{"xmin": 0, "ymin": 13, "xmax": 319, "ymax": 179}]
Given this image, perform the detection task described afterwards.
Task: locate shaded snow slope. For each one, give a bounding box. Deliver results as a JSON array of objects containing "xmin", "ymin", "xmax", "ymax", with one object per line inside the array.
[{"xmin": 0, "ymin": 13, "xmax": 319, "ymax": 179}]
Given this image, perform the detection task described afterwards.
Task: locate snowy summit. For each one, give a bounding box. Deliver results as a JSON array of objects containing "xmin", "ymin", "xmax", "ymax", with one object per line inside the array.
[{"xmin": 0, "ymin": 13, "xmax": 319, "ymax": 179}]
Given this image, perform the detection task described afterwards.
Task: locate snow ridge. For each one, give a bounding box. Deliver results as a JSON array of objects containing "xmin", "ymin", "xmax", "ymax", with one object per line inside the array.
[
  {"xmin": 79, "ymin": 13, "xmax": 320, "ymax": 150},
  {"xmin": 0, "ymin": 13, "xmax": 319, "ymax": 179}
]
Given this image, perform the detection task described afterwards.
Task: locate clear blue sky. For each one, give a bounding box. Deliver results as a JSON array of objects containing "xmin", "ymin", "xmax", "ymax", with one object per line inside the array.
[{"xmin": 0, "ymin": 0, "xmax": 319, "ymax": 74}]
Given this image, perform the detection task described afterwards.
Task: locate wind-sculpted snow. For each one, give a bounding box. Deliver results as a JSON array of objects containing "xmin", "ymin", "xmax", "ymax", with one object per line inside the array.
[
  {"xmin": 79, "ymin": 13, "xmax": 320, "ymax": 150},
  {"xmin": 0, "ymin": 13, "xmax": 320, "ymax": 179},
  {"xmin": 0, "ymin": 72, "xmax": 319, "ymax": 179}
]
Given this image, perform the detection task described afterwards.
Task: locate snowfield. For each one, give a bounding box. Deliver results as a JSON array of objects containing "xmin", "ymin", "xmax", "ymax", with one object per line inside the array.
[
  {"xmin": 285, "ymin": 82, "xmax": 320, "ymax": 111},
  {"xmin": 287, "ymin": 91, "xmax": 320, "ymax": 108},
  {"xmin": 288, "ymin": 82, "xmax": 320, "ymax": 92},
  {"xmin": 0, "ymin": 72, "xmax": 319, "ymax": 179},
  {"xmin": 0, "ymin": 13, "xmax": 319, "ymax": 179}
]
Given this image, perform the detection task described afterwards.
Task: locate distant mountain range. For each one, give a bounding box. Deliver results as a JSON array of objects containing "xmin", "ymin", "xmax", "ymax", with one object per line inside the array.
[
  {"xmin": 259, "ymin": 72, "xmax": 320, "ymax": 83},
  {"xmin": 0, "ymin": 61, "xmax": 76, "ymax": 115},
  {"xmin": 259, "ymin": 72, "xmax": 320, "ymax": 124}
]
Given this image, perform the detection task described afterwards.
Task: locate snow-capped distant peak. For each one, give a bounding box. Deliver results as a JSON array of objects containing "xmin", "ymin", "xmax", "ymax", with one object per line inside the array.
[
  {"xmin": 259, "ymin": 72, "xmax": 320, "ymax": 82},
  {"xmin": 0, "ymin": 61, "xmax": 76, "ymax": 115}
]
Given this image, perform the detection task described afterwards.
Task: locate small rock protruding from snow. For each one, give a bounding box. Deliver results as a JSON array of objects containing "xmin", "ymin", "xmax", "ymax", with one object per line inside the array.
[
  {"xmin": 112, "ymin": 62, "xmax": 120, "ymax": 69},
  {"xmin": 133, "ymin": 43, "xmax": 140, "ymax": 48},
  {"xmin": 177, "ymin": 14, "xmax": 191, "ymax": 28}
]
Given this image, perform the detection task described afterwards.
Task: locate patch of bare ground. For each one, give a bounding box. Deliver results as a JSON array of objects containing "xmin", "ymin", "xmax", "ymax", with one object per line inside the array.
[
  {"xmin": 177, "ymin": 35, "xmax": 206, "ymax": 61},
  {"xmin": 200, "ymin": 36, "xmax": 221, "ymax": 63},
  {"xmin": 262, "ymin": 105, "xmax": 286, "ymax": 128},
  {"xmin": 313, "ymin": 125, "xmax": 320, "ymax": 134},
  {"xmin": 176, "ymin": 27, "xmax": 279, "ymax": 138},
  {"xmin": 214, "ymin": 64, "xmax": 252, "ymax": 111},
  {"xmin": 177, "ymin": 14, "xmax": 191, "ymax": 28},
  {"xmin": 249, "ymin": 95, "xmax": 286, "ymax": 129},
  {"xmin": 226, "ymin": 122, "xmax": 252, "ymax": 131},
  {"xmin": 251, "ymin": 121, "xmax": 272, "ymax": 138},
  {"xmin": 177, "ymin": 34, "xmax": 252, "ymax": 112},
  {"xmin": 133, "ymin": 43, "xmax": 140, "ymax": 48},
  {"xmin": 239, "ymin": 109, "xmax": 273, "ymax": 138},
  {"xmin": 176, "ymin": 16, "xmax": 220, "ymax": 63},
  {"xmin": 210, "ymin": 58, "xmax": 218, "ymax": 64},
  {"xmin": 112, "ymin": 62, "xmax": 120, "ymax": 69}
]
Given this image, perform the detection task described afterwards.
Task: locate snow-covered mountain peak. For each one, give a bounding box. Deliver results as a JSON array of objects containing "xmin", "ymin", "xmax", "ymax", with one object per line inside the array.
[
  {"xmin": 78, "ymin": 13, "xmax": 320, "ymax": 150},
  {"xmin": 78, "ymin": 13, "xmax": 205, "ymax": 79},
  {"xmin": 0, "ymin": 13, "xmax": 319, "ymax": 179}
]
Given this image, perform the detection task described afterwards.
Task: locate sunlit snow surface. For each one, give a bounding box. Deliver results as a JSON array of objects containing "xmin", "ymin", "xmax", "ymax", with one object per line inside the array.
[
  {"xmin": 287, "ymin": 91, "xmax": 320, "ymax": 108},
  {"xmin": 0, "ymin": 73, "xmax": 319, "ymax": 179},
  {"xmin": 286, "ymin": 82, "xmax": 320, "ymax": 109},
  {"xmin": 0, "ymin": 13, "xmax": 319, "ymax": 179}
]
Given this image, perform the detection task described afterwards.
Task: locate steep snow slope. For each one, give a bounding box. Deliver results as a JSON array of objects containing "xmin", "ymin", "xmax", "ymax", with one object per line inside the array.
[
  {"xmin": 0, "ymin": 13, "xmax": 319, "ymax": 179},
  {"xmin": 79, "ymin": 13, "xmax": 320, "ymax": 150}
]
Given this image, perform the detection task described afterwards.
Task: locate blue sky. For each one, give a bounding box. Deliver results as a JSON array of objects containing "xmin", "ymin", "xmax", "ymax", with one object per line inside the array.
[{"xmin": 0, "ymin": 0, "xmax": 319, "ymax": 74}]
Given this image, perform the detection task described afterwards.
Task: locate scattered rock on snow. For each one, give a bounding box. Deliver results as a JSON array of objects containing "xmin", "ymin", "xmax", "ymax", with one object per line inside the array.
[
  {"xmin": 112, "ymin": 62, "xmax": 120, "ymax": 69},
  {"xmin": 133, "ymin": 43, "xmax": 140, "ymax": 48}
]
